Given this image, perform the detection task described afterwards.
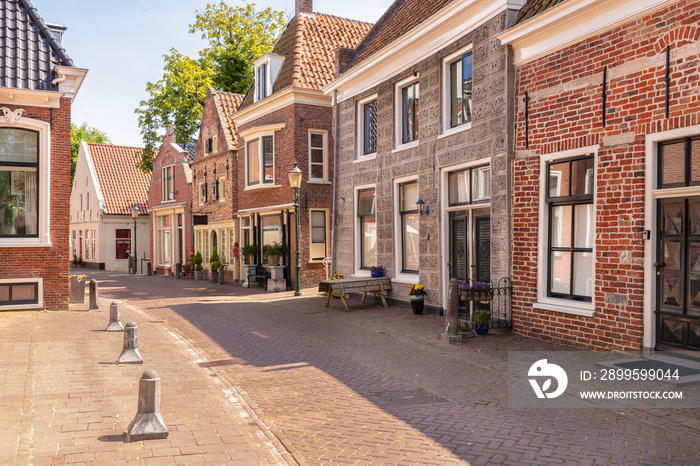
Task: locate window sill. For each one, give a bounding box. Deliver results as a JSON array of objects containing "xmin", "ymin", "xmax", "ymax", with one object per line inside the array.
[
  {"xmin": 392, "ymin": 141, "xmax": 419, "ymax": 153},
  {"xmin": 0, "ymin": 303, "xmax": 43, "ymax": 311},
  {"xmin": 533, "ymin": 300, "xmax": 595, "ymax": 318},
  {"xmin": 438, "ymin": 122, "xmax": 472, "ymax": 140},
  {"xmin": 307, "ymin": 260, "xmax": 327, "ymax": 264},
  {"xmin": 354, "ymin": 154, "xmax": 377, "ymax": 163},
  {"xmin": 392, "ymin": 276, "xmax": 419, "ymax": 285},
  {"xmin": 0, "ymin": 240, "xmax": 51, "ymax": 248},
  {"xmin": 307, "ymin": 181, "xmax": 331, "ymax": 185},
  {"xmin": 351, "ymin": 271, "xmax": 371, "ymax": 278},
  {"xmin": 244, "ymin": 184, "xmax": 281, "ymax": 192}
]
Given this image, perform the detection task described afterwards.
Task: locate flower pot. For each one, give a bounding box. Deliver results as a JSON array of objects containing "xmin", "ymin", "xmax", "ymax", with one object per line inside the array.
[
  {"xmin": 194, "ymin": 270, "xmax": 203, "ymax": 280},
  {"xmin": 371, "ymin": 271, "xmax": 383, "ymax": 278},
  {"xmin": 410, "ymin": 297, "xmax": 424, "ymax": 315},
  {"xmin": 474, "ymin": 323, "xmax": 489, "ymax": 335},
  {"xmin": 270, "ymin": 256, "xmax": 281, "ymax": 266}
]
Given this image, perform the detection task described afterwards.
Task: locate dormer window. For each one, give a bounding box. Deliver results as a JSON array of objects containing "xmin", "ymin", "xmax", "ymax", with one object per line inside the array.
[{"xmin": 253, "ymin": 54, "xmax": 285, "ymax": 103}]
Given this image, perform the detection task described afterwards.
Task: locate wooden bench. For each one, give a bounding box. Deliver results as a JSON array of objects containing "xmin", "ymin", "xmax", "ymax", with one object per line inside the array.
[
  {"xmin": 318, "ymin": 277, "xmax": 392, "ymax": 312},
  {"xmin": 247, "ymin": 264, "xmax": 270, "ymax": 289}
]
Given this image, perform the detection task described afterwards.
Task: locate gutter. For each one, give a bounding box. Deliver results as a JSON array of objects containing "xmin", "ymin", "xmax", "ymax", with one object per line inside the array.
[{"xmin": 330, "ymin": 90, "xmax": 339, "ymax": 276}]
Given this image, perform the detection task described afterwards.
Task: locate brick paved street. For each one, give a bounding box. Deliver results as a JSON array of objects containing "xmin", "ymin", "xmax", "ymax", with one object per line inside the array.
[{"xmin": 2, "ymin": 270, "xmax": 700, "ymax": 465}]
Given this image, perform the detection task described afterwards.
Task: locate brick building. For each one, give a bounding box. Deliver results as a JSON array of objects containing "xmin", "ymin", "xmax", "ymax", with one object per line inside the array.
[
  {"xmin": 149, "ymin": 125, "xmax": 194, "ymax": 276},
  {"xmin": 0, "ymin": 0, "xmax": 87, "ymax": 311},
  {"xmin": 325, "ymin": 0, "xmax": 521, "ymax": 313},
  {"xmin": 234, "ymin": 0, "xmax": 372, "ymax": 289},
  {"xmin": 500, "ymin": 0, "xmax": 700, "ymax": 351},
  {"xmin": 191, "ymin": 90, "xmax": 243, "ymax": 282},
  {"xmin": 70, "ymin": 143, "xmax": 151, "ymax": 273}
]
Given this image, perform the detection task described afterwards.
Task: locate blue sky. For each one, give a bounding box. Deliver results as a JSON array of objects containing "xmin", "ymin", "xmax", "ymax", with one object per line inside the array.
[{"xmin": 31, "ymin": 0, "xmax": 392, "ymax": 147}]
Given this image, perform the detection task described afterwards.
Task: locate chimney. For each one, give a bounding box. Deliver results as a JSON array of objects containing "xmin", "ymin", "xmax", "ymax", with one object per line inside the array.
[
  {"xmin": 165, "ymin": 124, "xmax": 175, "ymax": 144},
  {"xmin": 295, "ymin": 0, "xmax": 312, "ymax": 16}
]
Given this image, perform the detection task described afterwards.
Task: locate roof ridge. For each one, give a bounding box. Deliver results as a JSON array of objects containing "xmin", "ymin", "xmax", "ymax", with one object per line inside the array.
[
  {"xmin": 292, "ymin": 15, "xmax": 304, "ymax": 88},
  {"xmin": 86, "ymin": 142, "xmax": 145, "ymax": 150},
  {"xmin": 20, "ymin": 0, "xmax": 74, "ymax": 67},
  {"xmin": 312, "ymin": 11, "xmax": 373, "ymax": 27}
]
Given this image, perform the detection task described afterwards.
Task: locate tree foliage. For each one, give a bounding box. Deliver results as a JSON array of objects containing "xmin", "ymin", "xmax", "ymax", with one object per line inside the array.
[
  {"xmin": 134, "ymin": 2, "xmax": 286, "ymax": 173},
  {"xmin": 70, "ymin": 123, "xmax": 111, "ymax": 187}
]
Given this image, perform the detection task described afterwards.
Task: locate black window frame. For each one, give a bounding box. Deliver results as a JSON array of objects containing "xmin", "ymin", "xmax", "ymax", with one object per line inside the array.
[
  {"xmin": 447, "ymin": 164, "xmax": 490, "ymax": 207},
  {"xmin": 309, "ymin": 210, "xmax": 327, "ymax": 261},
  {"xmin": 399, "ymin": 181, "xmax": 419, "ymax": 274},
  {"xmin": 401, "ymin": 82, "xmax": 419, "ymax": 145},
  {"xmin": 0, "ymin": 282, "xmax": 39, "ymax": 306},
  {"xmin": 449, "ymin": 52, "xmax": 473, "ymax": 128},
  {"xmin": 362, "ymin": 100, "xmax": 377, "ymax": 155},
  {"xmin": 658, "ymin": 136, "xmax": 700, "ymax": 189},
  {"xmin": 0, "ymin": 127, "xmax": 40, "ymax": 238},
  {"xmin": 546, "ymin": 154, "xmax": 594, "ymax": 302},
  {"xmin": 257, "ymin": 63, "xmax": 268, "ymax": 100},
  {"xmin": 357, "ymin": 188, "xmax": 376, "ymax": 269},
  {"xmin": 262, "ymin": 135, "xmax": 274, "ymax": 184}
]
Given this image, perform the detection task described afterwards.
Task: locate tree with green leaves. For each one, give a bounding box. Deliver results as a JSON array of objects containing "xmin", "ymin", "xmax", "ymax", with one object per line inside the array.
[
  {"xmin": 134, "ymin": 2, "xmax": 286, "ymax": 173},
  {"xmin": 70, "ymin": 123, "xmax": 111, "ymax": 186}
]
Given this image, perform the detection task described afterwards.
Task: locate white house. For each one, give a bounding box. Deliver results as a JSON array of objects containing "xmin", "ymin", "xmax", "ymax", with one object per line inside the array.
[{"xmin": 70, "ymin": 142, "xmax": 151, "ymax": 273}]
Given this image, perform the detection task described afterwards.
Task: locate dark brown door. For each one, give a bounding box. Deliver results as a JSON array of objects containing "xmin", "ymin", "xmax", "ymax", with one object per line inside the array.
[{"xmin": 656, "ymin": 197, "xmax": 700, "ymax": 350}]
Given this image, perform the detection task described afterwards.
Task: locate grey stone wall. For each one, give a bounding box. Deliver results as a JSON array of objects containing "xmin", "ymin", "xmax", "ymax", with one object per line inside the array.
[{"xmin": 332, "ymin": 12, "xmax": 514, "ymax": 310}]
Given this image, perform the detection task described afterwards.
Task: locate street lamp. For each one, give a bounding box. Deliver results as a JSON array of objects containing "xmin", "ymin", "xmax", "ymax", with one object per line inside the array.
[
  {"xmin": 131, "ymin": 206, "xmax": 139, "ymax": 274},
  {"xmin": 288, "ymin": 162, "xmax": 302, "ymax": 296}
]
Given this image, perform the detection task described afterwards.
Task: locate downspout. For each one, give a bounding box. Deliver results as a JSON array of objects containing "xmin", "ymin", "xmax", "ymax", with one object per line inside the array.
[{"xmin": 330, "ymin": 90, "xmax": 340, "ymax": 276}]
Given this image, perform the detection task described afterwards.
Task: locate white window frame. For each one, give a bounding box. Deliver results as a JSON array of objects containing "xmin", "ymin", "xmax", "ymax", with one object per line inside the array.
[
  {"xmin": 353, "ymin": 183, "xmax": 377, "ymax": 276},
  {"xmin": 253, "ymin": 54, "xmax": 285, "ymax": 103},
  {"xmin": 394, "ymin": 75, "xmax": 420, "ymax": 152},
  {"xmin": 0, "ymin": 277, "xmax": 43, "ymax": 310},
  {"xmin": 308, "ymin": 130, "xmax": 328, "ymax": 182},
  {"xmin": 198, "ymin": 181, "xmax": 205, "ymax": 206},
  {"xmin": 218, "ymin": 176, "xmax": 226, "ymax": 202},
  {"xmin": 162, "ymin": 165, "xmax": 174, "ymax": 202},
  {"xmin": 0, "ymin": 117, "xmax": 51, "ymax": 247},
  {"xmin": 535, "ymin": 145, "xmax": 598, "ymax": 317},
  {"xmin": 356, "ymin": 94, "xmax": 378, "ymax": 161},
  {"xmin": 441, "ymin": 44, "xmax": 473, "ymax": 139},
  {"xmin": 241, "ymin": 123, "xmax": 285, "ymax": 190},
  {"xmin": 308, "ymin": 209, "xmax": 329, "ymax": 263},
  {"xmin": 393, "ymin": 174, "xmax": 420, "ymax": 283}
]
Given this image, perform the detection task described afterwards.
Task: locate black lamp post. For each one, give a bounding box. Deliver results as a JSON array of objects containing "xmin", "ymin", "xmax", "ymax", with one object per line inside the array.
[
  {"xmin": 288, "ymin": 162, "xmax": 302, "ymax": 296},
  {"xmin": 131, "ymin": 206, "xmax": 139, "ymax": 274}
]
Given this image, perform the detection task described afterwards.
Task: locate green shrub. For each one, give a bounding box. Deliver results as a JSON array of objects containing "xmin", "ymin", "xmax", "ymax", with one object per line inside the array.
[{"xmin": 193, "ymin": 251, "xmax": 203, "ymax": 271}]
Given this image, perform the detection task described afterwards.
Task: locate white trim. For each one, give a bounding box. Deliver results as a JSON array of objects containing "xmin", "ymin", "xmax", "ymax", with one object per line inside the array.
[
  {"xmin": 0, "ymin": 277, "xmax": 43, "ymax": 310},
  {"xmin": 441, "ymin": 44, "xmax": 474, "ymax": 137},
  {"xmin": 253, "ymin": 54, "xmax": 285, "ymax": 103},
  {"xmin": 354, "ymin": 183, "xmax": 377, "ymax": 275},
  {"xmin": 239, "ymin": 122, "xmax": 286, "ymax": 140},
  {"xmin": 356, "ymin": 94, "xmax": 378, "ymax": 160},
  {"xmin": 244, "ymin": 184, "xmax": 282, "ymax": 192},
  {"xmin": 243, "ymin": 131, "xmax": 278, "ymax": 188},
  {"xmin": 0, "ymin": 88, "xmax": 64, "ymax": 108},
  {"xmin": 53, "ymin": 66, "xmax": 88, "ymax": 99},
  {"xmin": 309, "ymin": 208, "xmax": 330, "ymax": 262},
  {"xmin": 395, "ymin": 75, "xmax": 420, "ymax": 150},
  {"xmin": 161, "ymin": 165, "xmax": 175, "ymax": 202},
  {"xmin": 308, "ymin": 129, "xmax": 329, "ymax": 182},
  {"xmin": 236, "ymin": 87, "xmax": 332, "ymax": 126},
  {"xmin": 498, "ymin": 0, "xmax": 677, "ymax": 66},
  {"xmin": 533, "ymin": 301, "xmax": 596, "ymax": 317},
  {"xmin": 393, "ymin": 174, "xmax": 420, "ymax": 282},
  {"xmin": 537, "ymin": 145, "xmax": 599, "ymax": 307},
  {"xmin": 644, "ymin": 124, "xmax": 700, "ymax": 350},
  {"xmin": 236, "ymin": 203, "xmax": 294, "ymax": 215},
  {"xmin": 0, "ymin": 117, "xmax": 51, "ymax": 247},
  {"xmin": 218, "ymin": 176, "xmax": 226, "ymax": 202}
]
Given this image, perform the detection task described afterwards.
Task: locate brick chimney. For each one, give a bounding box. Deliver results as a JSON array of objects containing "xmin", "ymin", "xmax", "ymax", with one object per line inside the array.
[
  {"xmin": 164, "ymin": 124, "xmax": 175, "ymax": 145},
  {"xmin": 296, "ymin": 0, "xmax": 312, "ymax": 16}
]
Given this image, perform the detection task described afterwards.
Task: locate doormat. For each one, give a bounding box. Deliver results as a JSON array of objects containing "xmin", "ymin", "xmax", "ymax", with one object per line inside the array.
[{"xmin": 371, "ymin": 388, "xmax": 447, "ymax": 407}]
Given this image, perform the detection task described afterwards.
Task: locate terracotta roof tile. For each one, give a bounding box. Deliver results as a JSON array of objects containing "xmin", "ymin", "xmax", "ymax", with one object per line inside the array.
[
  {"xmin": 87, "ymin": 143, "xmax": 152, "ymax": 216},
  {"xmin": 212, "ymin": 91, "xmax": 244, "ymax": 150},
  {"xmin": 241, "ymin": 12, "xmax": 371, "ymax": 108},
  {"xmin": 348, "ymin": 0, "xmax": 453, "ymax": 70},
  {"xmin": 513, "ymin": 0, "xmax": 568, "ymax": 25}
]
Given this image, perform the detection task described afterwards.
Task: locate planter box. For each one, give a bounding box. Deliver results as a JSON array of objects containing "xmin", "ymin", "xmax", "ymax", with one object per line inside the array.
[
  {"xmin": 69, "ymin": 275, "xmax": 86, "ymax": 304},
  {"xmin": 460, "ymin": 290, "xmax": 493, "ymax": 302}
]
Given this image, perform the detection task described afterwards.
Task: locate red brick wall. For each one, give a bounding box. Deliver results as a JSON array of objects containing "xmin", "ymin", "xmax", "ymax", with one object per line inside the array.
[
  {"xmin": 512, "ymin": 3, "xmax": 700, "ymax": 350},
  {"xmin": 0, "ymin": 99, "xmax": 72, "ymax": 310},
  {"xmin": 238, "ymin": 102, "xmax": 334, "ymax": 288}
]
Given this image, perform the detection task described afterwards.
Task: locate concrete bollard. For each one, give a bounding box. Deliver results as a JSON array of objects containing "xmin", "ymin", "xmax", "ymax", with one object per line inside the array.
[
  {"xmin": 126, "ymin": 370, "xmax": 168, "ymax": 442},
  {"xmin": 441, "ymin": 278, "xmax": 466, "ymax": 343},
  {"xmin": 118, "ymin": 322, "xmax": 143, "ymax": 364},
  {"xmin": 88, "ymin": 280, "xmax": 100, "ymax": 311},
  {"xmin": 175, "ymin": 262, "xmax": 181, "ymax": 280},
  {"xmin": 105, "ymin": 301, "xmax": 125, "ymax": 332}
]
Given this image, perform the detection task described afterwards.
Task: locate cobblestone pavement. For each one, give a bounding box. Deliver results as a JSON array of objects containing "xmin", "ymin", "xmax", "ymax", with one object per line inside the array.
[{"xmin": 84, "ymin": 270, "xmax": 700, "ymax": 465}]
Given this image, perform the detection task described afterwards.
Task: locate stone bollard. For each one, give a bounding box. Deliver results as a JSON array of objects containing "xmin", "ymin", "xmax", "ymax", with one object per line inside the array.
[
  {"xmin": 126, "ymin": 370, "xmax": 168, "ymax": 442},
  {"xmin": 441, "ymin": 278, "xmax": 467, "ymax": 343},
  {"xmin": 118, "ymin": 322, "xmax": 143, "ymax": 364},
  {"xmin": 88, "ymin": 280, "xmax": 100, "ymax": 311},
  {"xmin": 175, "ymin": 262, "xmax": 181, "ymax": 279},
  {"xmin": 105, "ymin": 301, "xmax": 125, "ymax": 332}
]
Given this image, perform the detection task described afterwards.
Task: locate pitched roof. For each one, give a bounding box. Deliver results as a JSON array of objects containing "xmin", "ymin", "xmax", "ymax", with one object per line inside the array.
[
  {"xmin": 240, "ymin": 12, "xmax": 372, "ymax": 109},
  {"xmin": 212, "ymin": 90, "xmax": 244, "ymax": 150},
  {"xmin": 347, "ymin": 0, "xmax": 453, "ymax": 70},
  {"xmin": 512, "ymin": 0, "xmax": 568, "ymax": 25},
  {"xmin": 87, "ymin": 143, "xmax": 151, "ymax": 216},
  {"xmin": 0, "ymin": 0, "xmax": 75, "ymax": 90}
]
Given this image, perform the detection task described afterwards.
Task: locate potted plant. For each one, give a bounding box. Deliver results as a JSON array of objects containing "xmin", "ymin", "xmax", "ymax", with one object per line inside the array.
[
  {"xmin": 408, "ymin": 284, "xmax": 427, "ymax": 315},
  {"xmin": 330, "ymin": 273, "xmax": 344, "ymax": 280},
  {"xmin": 265, "ymin": 241, "xmax": 287, "ymax": 266},
  {"xmin": 192, "ymin": 251, "xmax": 203, "ymax": 279},
  {"xmin": 241, "ymin": 244, "xmax": 260, "ymax": 265},
  {"xmin": 212, "ymin": 260, "xmax": 224, "ymax": 284},
  {"xmin": 459, "ymin": 280, "xmax": 493, "ymax": 303},
  {"xmin": 370, "ymin": 265, "xmax": 385, "ymax": 278},
  {"xmin": 210, "ymin": 247, "xmax": 220, "ymax": 282},
  {"xmin": 472, "ymin": 309, "xmax": 491, "ymax": 335}
]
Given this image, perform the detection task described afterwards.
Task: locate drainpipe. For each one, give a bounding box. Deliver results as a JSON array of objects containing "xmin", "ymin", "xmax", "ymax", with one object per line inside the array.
[{"xmin": 330, "ymin": 90, "xmax": 339, "ymax": 276}]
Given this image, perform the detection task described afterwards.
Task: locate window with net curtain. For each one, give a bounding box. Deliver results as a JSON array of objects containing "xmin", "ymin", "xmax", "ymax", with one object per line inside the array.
[
  {"xmin": 399, "ymin": 181, "xmax": 419, "ymax": 273},
  {"xmin": 357, "ymin": 188, "xmax": 376, "ymax": 269},
  {"xmin": 0, "ymin": 128, "xmax": 39, "ymax": 237}
]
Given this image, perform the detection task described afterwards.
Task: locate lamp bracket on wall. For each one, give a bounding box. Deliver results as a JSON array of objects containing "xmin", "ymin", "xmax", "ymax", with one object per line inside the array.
[{"xmin": 416, "ymin": 197, "xmax": 430, "ymax": 216}]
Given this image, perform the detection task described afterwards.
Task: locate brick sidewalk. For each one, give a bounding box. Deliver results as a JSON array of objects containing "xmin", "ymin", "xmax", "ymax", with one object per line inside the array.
[{"xmin": 0, "ymin": 301, "xmax": 290, "ymax": 465}]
